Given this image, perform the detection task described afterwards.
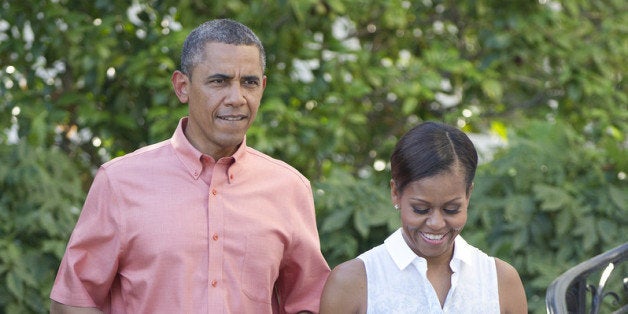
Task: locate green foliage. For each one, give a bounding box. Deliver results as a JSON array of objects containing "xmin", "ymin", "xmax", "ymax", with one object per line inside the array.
[
  {"xmin": 467, "ymin": 120, "xmax": 627, "ymax": 311},
  {"xmin": 315, "ymin": 168, "xmax": 398, "ymax": 266},
  {"xmin": 0, "ymin": 143, "xmax": 83, "ymax": 312},
  {"xmin": 0, "ymin": 0, "xmax": 626, "ymax": 313}
]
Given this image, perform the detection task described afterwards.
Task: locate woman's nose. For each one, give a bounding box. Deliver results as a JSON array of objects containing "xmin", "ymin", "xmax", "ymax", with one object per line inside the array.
[{"xmin": 426, "ymin": 210, "xmax": 446, "ymax": 229}]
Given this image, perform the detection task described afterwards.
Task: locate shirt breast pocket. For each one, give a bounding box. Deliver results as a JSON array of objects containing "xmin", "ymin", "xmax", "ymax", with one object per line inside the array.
[{"xmin": 241, "ymin": 235, "xmax": 284, "ymax": 303}]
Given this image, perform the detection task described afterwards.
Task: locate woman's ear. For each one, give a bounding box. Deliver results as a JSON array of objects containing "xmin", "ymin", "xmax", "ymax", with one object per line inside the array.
[
  {"xmin": 171, "ymin": 70, "xmax": 190, "ymax": 103},
  {"xmin": 467, "ymin": 182, "xmax": 475, "ymax": 199},
  {"xmin": 390, "ymin": 179, "xmax": 400, "ymax": 208}
]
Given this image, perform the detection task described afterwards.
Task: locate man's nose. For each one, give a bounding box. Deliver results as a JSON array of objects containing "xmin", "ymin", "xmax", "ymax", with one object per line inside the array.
[{"xmin": 225, "ymin": 82, "xmax": 246, "ymax": 106}]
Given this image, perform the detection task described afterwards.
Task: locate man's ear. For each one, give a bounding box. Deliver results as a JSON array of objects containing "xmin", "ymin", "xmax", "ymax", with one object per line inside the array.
[{"xmin": 171, "ymin": 70, "xmax": 190, "ymax": 103}]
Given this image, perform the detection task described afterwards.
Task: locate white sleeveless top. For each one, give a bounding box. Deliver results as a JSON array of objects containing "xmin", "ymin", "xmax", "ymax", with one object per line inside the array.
[{"xmin": 357, "ymin": 229, "xmax": 500, "ymax": 314}]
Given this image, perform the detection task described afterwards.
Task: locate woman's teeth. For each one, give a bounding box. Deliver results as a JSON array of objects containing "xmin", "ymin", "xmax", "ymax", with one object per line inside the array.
[{"xmin": 422, "ymin": 233, "xmax": 445, "ymax": 240}]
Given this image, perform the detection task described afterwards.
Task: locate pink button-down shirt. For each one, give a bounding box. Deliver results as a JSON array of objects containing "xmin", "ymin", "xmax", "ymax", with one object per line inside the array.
[{"xmin": 50, "ymin": 118, "xmax": 331, "ymax": 313}]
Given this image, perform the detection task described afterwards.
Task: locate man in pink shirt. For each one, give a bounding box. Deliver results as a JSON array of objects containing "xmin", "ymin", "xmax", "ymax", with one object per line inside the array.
[{"xmin": 50, "ymin": 19, "xmax": 331, "ymax": 313}]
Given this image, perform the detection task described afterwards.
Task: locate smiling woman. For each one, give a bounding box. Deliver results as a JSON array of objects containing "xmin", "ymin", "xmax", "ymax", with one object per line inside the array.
[{"xmin": 319, "ymin": 121, "xmax": 528, "ymax": 314}]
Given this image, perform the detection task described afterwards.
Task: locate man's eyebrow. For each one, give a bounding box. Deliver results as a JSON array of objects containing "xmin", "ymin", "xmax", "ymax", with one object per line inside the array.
[
  {"xmin": 205, "ymin": 73, "xmax": 232, "ymax": 81},
  {"xmin": 241, "ymin": 75, "xmax": 261, "ymax": 81},
  {"xmin": 204, "ymin": 74, "xmax": 261, "ymax": 82}
]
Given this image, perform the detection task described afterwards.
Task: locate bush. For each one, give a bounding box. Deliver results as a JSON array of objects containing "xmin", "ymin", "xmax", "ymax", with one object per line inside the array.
[
  {"xmin": 466, "ymin": 120, "xmax": 627, "ymax": 312},
  {"xmin": 0, "ymin": 142, "xmax": 83, "ymax": 313}
]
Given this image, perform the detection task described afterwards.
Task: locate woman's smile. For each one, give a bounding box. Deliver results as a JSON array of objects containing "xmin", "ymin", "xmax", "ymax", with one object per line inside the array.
[{"xmin": 420, "ymin": 231, "xmax": 447, "ymax": 243}]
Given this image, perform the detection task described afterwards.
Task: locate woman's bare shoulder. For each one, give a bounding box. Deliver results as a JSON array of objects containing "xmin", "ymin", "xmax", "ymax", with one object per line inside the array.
[
  {"xmin": 494, "ymin": 257, "xmax": 528, "ymax": 314},
  {"xmin": 330, "ymin": 258, "xmax": 366, "ymax": 283},
  {"xmin": 319, "ymin": 259, "xmax": 367, "ymax": 314}
]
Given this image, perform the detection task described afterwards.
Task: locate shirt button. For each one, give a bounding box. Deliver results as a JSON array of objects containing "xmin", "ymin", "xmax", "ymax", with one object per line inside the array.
[
  {"xmin": 211, "ymin": 280, "xmax": 218, "ymax": 287},
  {"xmin": 211, "ymin": 189, "xmax": 217, "ymax": 195},
  {"xmin": 212, "ymin": 233, "xmax": 219, "ymax": 241}
]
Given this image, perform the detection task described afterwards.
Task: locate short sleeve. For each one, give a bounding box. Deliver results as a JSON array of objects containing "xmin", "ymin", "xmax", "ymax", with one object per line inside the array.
[
  {"xmin": 50, "ymin": 167, "xmax": 123, "ymax": 308},
  {"xmin": 275, "ymin": 180, "xmax": 331, "ymax": 314}
]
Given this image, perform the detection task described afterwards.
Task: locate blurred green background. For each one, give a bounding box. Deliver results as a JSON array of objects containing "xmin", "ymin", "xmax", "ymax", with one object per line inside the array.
[{"xmin": 0, "ymin": 0, "xmax": 626, "ymax": 312}]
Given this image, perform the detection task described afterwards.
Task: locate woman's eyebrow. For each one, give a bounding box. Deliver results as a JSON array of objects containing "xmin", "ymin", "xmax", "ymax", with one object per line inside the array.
[{"xmin": 408, "ymin": 197, "xmax": 463, "ymax": 204}]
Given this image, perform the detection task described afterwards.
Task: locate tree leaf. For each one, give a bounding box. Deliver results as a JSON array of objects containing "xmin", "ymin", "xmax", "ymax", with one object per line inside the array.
[
  {"xmin": 353, "ymin": 209, "xmax": 370, "ymax": 238},
  {"xmin": 608, "ymin": 185, "xmax": 628, "ymax": 212},
  {"xmin": 533, "ymin": 184, "xmax": 572, "ymax": 212},
  {"xmin": 6, "ymin": 272, "xmax": 24, "ymax": 300},
  {"xmin": 320, "ymin": 208, "xmax": 352, "ymax": 233}
]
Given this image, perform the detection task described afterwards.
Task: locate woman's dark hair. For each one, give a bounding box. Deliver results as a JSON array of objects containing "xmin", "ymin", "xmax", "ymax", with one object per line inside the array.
[{"xmin": 390, "ymin": 121, "xmax": 478, "ymax": 195}]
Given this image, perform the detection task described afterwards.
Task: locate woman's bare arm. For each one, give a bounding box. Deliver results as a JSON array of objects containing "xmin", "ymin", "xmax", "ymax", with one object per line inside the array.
[
  {"xmin": 495, "ymin": 258, "xmax": 528, "ymax": 314},
  {"xmin": 319, "ymin": 259, "xmax": 367, "ymax": 314}
]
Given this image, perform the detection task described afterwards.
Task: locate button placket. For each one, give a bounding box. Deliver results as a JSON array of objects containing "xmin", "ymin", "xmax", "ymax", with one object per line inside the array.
[{"xmin": 207, "ymin": 162, "xmax": 226, "ymax": 307}]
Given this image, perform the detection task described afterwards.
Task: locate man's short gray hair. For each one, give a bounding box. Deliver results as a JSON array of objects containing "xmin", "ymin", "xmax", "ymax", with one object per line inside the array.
[{"xmin": 180, "ymin": 19, "xmax": 266, "ymax": 77}]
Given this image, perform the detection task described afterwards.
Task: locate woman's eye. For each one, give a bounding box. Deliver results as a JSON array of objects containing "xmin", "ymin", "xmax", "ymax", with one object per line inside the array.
[
  {"xmin": 444, "ymin": 208, "xmax": 460, "ymax": 214},
  {"xmin": 412, "ymin": 207, "xmax": 430, "ymax": 215}
]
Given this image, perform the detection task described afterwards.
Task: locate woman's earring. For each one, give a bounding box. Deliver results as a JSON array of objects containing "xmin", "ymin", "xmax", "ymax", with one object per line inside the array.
[{"xmin": 394, "ymin": 204, "xmax": 399, "ymax": 210}]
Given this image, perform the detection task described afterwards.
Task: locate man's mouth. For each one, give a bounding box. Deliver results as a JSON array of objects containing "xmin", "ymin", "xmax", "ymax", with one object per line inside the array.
[{"xmin": 218, "ymin": 114, "xmax": 247, "ymax": 121}]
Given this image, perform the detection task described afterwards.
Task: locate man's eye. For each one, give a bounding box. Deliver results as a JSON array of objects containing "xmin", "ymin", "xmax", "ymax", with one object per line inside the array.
[{"xmin": 244, "ymin": 79, "xmax": 260, "ymax": 86}]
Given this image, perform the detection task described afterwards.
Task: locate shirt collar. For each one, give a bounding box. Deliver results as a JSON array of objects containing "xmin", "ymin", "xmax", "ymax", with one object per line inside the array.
[
  {"xmin": 384, "ymin": 228, "xmax": 474, "ymax": 272},
  {"xmin": 384, "ymin": 228, "xmax": 420, "ymax": 270},
  {"xmin": 170, "ymin": 117, "xmax": 247, "ymax": 181},
  {"xmin": 450, "ymin": 235, "xmax": 474, "ymax": 271}
]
